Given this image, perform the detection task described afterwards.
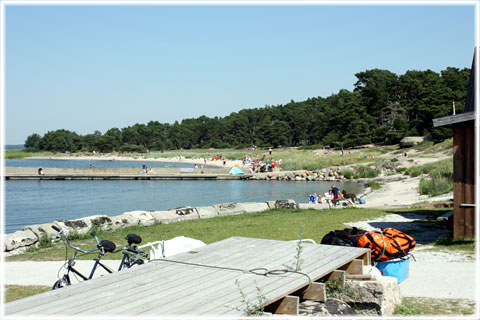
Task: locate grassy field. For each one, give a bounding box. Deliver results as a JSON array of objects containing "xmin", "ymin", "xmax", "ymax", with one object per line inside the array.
[{"xmin": 7, "ymin": 207, "xmax": 461, "ymax": 262}]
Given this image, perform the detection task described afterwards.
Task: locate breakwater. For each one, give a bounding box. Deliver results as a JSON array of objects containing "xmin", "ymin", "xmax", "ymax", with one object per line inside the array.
[{"xmin": 4, "ymin": 199, "xmax": 329, "ymax": 255}]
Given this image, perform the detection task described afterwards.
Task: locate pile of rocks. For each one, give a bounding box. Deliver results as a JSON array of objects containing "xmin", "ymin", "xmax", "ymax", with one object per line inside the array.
[
  {"xmin": 249, "ymin": 168, "xmax": 346, "ymax": 181},
  {"xmin": 299, "ymin": 276, "xmax": 401, "ymax": 316}
]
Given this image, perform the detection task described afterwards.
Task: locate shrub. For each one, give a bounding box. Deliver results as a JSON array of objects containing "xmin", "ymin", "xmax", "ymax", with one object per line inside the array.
[
  {"xmin": 341, "ymin": 169, "xmax": 354, "ymax": 179},
  {"xmin": 367, "ymin": 181, "xmax": 382, "ymax": 190},
  {"xmin": 353, "ymin": 166, "xmax": 379, "ymax": 179},
  {"xmin": 38, "ymin": 234, "xmax": 53, "ymax": 249}
]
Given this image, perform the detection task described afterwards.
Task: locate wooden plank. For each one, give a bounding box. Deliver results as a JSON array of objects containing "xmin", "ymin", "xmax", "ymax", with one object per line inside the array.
[
  {"xmin": 10, "ymin": 239, "xmax": 257, "ymax": 315},
  {"xmin": 5, "ymin": 238, "xmax": 371, "ymax": 317},
  {"xmin": 347, "ymin": 274, "xmax": 373, "ymax": 280},
  {"xmin": 94, "ymin": 237, "xmax": 307, "ymax": 315},
  {"xmin": 265, "ymin": 295, "xmax": 299, "ymax": 315},
  {"xmin": 338, "ymin": 258, "xmax": 363, "ymax": 275},
  {"xmin": 300, "ymin": 282, "xmax": 326, "ymax": 301},
  {"xmin": 453, "ymin": 126, "xmax": 466, "ymax": 239},
  {"xmin": 135, "ymin": 242, "xmax": 342, "ymax": 315},
  {"xmin": 326, "ymin": 270, "xmax": 346, "ymax": 285},
  {"xmin": 464, "ymin": 125, "xmax": 475, "ymax": 238}
]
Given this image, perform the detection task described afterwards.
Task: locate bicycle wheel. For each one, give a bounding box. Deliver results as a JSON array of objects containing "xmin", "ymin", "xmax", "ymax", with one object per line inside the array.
[{"xmin": 52, "ymin": 277, "xmax": 70, "ymax": 290}]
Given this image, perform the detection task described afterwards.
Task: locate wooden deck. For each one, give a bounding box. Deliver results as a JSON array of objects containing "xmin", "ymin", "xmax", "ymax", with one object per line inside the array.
[{"xmin": 5, "ymin": 237, "xmax": 370, "ymax": 317}]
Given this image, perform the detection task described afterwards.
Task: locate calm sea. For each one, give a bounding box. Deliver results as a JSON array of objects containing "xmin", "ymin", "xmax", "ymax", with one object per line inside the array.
[
  {"xmin": 5, "ymin": 158, "xmax": 215, "ymax": 169},
  {"xmin": 4, "ymin": 160, "xmax": 362, "ymax": 234}
]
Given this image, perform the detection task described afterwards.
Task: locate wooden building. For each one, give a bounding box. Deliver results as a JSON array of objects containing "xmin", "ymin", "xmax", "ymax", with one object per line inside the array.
[{"xmin": 433, "ymin": 49, "xmax": 477, "ymax": 239}]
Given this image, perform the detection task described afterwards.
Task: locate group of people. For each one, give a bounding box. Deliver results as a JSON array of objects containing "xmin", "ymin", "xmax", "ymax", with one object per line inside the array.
[
  {"xmin": 243, "ymin": 155, "xmax": 280, "ymax": 174},
  {"xmin": 141, "ymin": 164, "xmax": 155, "ymax": 175},
  {"xmin": 310, "ymin": 184, "xmax": 353, "ymax": 204}
]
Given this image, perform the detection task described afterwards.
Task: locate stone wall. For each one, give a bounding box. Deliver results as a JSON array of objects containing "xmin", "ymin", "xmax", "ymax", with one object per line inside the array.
[{"xmin": 4, "ymin": 200, "xmax": 303, "ymax": 254}]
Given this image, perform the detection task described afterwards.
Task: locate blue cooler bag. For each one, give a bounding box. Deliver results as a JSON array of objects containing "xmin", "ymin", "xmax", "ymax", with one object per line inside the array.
[{"xmin": 375, "ymin": 256, "xmax": 410, "ymax": 283}]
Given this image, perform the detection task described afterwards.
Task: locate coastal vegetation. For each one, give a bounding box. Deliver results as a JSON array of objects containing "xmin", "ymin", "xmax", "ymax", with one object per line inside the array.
[{"xmin": 22, "ymin": 67, "xmax": 469, "ymax": 153}]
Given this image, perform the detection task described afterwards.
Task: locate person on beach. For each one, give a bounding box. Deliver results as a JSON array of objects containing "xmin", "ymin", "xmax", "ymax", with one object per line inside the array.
[
  {"xmin": 38, "ymin": 167, "xmax": 44, "ymax": 175},
  {"xmin": 330, "ymin": 184, "xmax": 340, "ymax": 199},
  {"xmin": 269, "ymin": 148, "xmax": 272, "ymax": 155}
]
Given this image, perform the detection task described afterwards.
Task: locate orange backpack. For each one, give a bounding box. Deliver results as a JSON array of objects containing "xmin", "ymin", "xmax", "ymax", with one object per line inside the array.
[{"xmin": 357, "ymin": 228, "xmax": 416, "ymax": 262}]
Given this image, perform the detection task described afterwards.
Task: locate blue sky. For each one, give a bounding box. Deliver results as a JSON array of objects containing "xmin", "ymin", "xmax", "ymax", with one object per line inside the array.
[{"xmin": 3, "ymin": 3, "xmax": 476, "ymax": 144}]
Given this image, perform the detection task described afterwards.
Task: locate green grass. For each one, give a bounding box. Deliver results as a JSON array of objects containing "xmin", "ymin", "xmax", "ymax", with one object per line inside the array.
[
  {"xmin": 4, "ymin": 285, "xmax": 51, "ymax": 303},
  {"xmin": 404, "ymin": 158, "xmax": 453, "ymax": 196},
  {"xmin": 366, "ymin": 181, "xmax": 382, "ymax": 190},
  {"xmin": 395, "ymin": 297, "xmax": 475, "ymax": 316},
  {"xmin": 7, "ymin": 208, "xmax": 391, "ymax": 261},
  {"xmin": 4, "ymin": 150, "xmax": 60, "ymax": 159},
  {"xmin": 433, "ymin": 235, "xmax": 475, "ymax": 254}
]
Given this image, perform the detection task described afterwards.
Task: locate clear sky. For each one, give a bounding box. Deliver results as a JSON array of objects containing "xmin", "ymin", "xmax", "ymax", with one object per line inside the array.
[{"xmin": 3, "ymin": 2, "xmax": 476, "ymax": 144}]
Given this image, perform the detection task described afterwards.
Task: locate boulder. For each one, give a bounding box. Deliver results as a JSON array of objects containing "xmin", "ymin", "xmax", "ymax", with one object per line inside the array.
[
  {"xmin": 399, "ymin": 136, "xmax": 427, "ymax": 148},
  {"xmin": 266, "ymin": 200, "xmax": 299, "ymax": 210},
  {"xmin": 341, "ymin": 276, "xmax": 401, "ymax": 316},
  {"xmin": 4, "ymin": 229, "xmax": 38, "ymax": 251}
]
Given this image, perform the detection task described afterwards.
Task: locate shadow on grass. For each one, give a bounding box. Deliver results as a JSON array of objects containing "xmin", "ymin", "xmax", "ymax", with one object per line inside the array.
[{"xmin": 352, "ymin": 208, "xmax": 453, "ymax": 245}]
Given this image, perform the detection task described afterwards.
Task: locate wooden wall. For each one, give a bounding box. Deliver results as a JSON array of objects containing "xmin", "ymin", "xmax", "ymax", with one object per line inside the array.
[{"xmin": 452, "ymin": 123, "xmax": 476, "ymax": 239}]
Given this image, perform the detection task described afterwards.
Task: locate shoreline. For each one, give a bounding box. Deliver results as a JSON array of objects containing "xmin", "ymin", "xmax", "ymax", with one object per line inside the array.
[{"xmin": 25, "ymin": 155, "xmax": 245, "ymax": 169}]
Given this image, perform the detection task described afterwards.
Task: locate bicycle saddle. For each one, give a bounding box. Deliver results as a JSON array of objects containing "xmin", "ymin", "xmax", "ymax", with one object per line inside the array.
[
  {"xmin": 126, "ymin": 234, "xmax": 142, "ymax": 245},
  {"xmin": 99, "ymin": 240, "xmax": 116, "ymax": 253}
]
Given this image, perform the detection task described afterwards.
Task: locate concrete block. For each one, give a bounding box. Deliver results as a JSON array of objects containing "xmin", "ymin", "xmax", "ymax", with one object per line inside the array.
[
  {"xmin": 213, "ymin": 202, "xmax": 267, "ymax": 217},
  {"xmin": 168, "ymin": 206, "xmax": 199, "ymax": 222},
  {"xmin": 150, "ymin": 210, "xmax": 182, "ymax": 224},
  {"xmin": 298, "ymin": 203, "xmax": 329, "ymax": 210},
  {"xmin": 23, "ymin": 222, "xmax": 64, "ymax": 238},
  {"xmin": 57, "ymin": 215, "xmax": 112, "ymax": 234},
  {"xmin": 4, "ymin": 229, "xmax": 38, "ymax": 251},
  {"xmin": 266, "ymin": 200, "xmax": 299, "ymax": 210},
  {"xmin": 196, "ymin": 206, "xmax": 219, "ymax": 219}
]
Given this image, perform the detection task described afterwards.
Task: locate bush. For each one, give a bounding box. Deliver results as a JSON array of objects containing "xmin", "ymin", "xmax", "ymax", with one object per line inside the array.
[
  {"xmin": 367, "ymin": 181, "xmax": 382, "ymax": 190},
  {"xmin": 353, "ymin": 166, "xmax": 379, "ymax": 179},
  {"xmin": 341, "ymin": 169, "xmax": 354, "ymax": 179},
  {"xmin": 38, "ymin": 234, "xmax": 53, "ymax": 248}
]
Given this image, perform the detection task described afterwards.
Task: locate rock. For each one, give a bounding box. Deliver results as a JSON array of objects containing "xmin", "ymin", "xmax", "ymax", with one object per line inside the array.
[
  {"xmin": 266, "ymin": 200, "xmax": 298, "ymax": 210},
  {"xmin": 341, "ymin": 276, "xmax": 401, "ymax": 316},
  {"xmin": 299, "ymin": 298, "xmax": 357, "ymax": 316},
  {"xmin": 399, "ymin": 136, "xmax": 428, "ymax": 148},
  {"xmin": 4, "ymin": 229, "xmax": 38, "ymax": 251},
  {"xmin": 295, "ymin": 176, "xmax": 304, "ymax": 181}
]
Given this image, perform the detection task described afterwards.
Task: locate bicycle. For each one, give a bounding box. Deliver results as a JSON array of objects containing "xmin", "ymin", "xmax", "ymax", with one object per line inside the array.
[
  {"xmin": 113, "ymin": 233, "xmax": 149, "ymax": 271},
  {"xmin": 51, "ymin": 225, "xmax": 117, "ymax": 290}
]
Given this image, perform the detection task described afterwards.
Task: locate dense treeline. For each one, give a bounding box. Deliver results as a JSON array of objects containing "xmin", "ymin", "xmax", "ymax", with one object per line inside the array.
[{"xmin": 25, "ymin": 67, "xmax": 470, "ymax": 152}]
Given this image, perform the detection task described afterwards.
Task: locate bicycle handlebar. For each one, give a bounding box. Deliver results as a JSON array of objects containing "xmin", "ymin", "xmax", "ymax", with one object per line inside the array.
[{"xmin": 52, "ymin": 226, "xmax": 103, "ymax": 255}]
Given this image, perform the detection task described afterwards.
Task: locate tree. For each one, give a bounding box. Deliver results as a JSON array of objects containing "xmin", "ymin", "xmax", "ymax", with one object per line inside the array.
[{"xmin": 24, "ymin": 133, "xmax": 41, "ymax": 150}]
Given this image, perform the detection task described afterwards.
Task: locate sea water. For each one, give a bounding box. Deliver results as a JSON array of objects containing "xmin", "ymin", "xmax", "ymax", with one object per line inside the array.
[
  {"xmin": 4, "ymin": 179, "xmax": 362, "ymax": 234},
  {"xmin": 5, "ymin": 158, "xmax": 215, "ymax": 169}
]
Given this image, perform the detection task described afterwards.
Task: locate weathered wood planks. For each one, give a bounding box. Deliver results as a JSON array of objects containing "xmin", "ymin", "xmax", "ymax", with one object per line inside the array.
[{"xmin": 5, "ymin": 237, "xmax": 370, "ymax": 316}]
